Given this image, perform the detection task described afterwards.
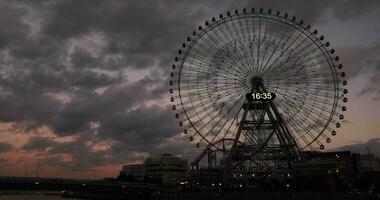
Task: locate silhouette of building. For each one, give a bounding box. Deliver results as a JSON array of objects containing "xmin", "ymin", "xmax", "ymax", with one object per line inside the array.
[
  {"xmin": 120, "ymin": 164, "xmax": 145, "ymax": 182},
  {"xmin": 359, "ymin": 154, "xmax": 380, "ymax": 172},
  {"xmin": 145, "ymin": 153, "xmax": 188, "ymax": 184},
  {"xmin": 294, "ymin": 151, "xmax": 380, "ymax": 190}
]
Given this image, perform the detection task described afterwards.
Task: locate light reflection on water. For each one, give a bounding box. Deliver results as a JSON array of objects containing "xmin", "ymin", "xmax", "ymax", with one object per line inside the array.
[{"xmin": 0, "ymin": 194, "xmax": 81, "ymax": 200}]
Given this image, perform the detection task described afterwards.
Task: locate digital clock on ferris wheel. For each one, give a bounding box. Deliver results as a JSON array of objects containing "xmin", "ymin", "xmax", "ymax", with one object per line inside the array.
[{"xmin": 246, "ymin": 92, "xmax": 276, "ymax": 101}]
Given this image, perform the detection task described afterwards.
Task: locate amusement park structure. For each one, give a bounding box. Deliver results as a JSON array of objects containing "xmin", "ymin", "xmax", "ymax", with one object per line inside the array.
[{"xmin": 169, "ymin": 8, "xmax": 348, "ymax": 186}]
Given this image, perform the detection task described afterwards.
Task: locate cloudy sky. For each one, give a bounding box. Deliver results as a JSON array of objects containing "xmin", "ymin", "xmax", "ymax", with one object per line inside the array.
[{"xmin": 0, "ymin": 0, "xmax": 379, "ymax": 179}]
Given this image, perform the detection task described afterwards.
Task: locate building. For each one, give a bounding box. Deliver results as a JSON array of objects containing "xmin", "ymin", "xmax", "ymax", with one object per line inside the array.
[
  {"xmin": 120, "ymin": 164, "xmax": 145, "ymax": 182},
  {"xmin": 295, "ymin": 151, "xmax": 356, "ymax": 175},
  {"xmin": 145, "ymin": 153, "xmax": 188, "ymax": 184},
  {"xmin": 294, "ymin": 151, "xmax": 380, "ymax": 190},
  {"xmin": 358, "ymin": 154, "xmax": 380, "ymax": 172}
]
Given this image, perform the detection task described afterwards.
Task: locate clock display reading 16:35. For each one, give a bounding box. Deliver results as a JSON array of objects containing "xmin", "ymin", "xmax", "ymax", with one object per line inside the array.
[{"xmin": 246, "ymin": 92, "xmax": 276, "ymax": 101}]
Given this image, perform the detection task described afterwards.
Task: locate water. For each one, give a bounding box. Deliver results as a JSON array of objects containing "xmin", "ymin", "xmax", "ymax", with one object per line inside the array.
[{"xmin": 0, "ymin": 194, "xmax": 80, "ymax": 200}]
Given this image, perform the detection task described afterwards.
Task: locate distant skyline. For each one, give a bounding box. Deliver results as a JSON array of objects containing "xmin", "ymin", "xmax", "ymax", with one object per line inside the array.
[{"xmin": 0, "ymin": 0, "xmax": 379, "ymax": 179}]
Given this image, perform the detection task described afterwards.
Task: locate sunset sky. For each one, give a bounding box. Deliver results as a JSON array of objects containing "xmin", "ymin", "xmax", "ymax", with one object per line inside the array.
[{"xmin": 0, "ymin": 0, "xmax": 379, "ymax": 179}]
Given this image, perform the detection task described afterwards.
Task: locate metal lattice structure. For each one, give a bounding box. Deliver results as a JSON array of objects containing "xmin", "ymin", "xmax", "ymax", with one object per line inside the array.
[{"xmin": 169, "ymin": 8, "xmax": 347, "ymax": 174}]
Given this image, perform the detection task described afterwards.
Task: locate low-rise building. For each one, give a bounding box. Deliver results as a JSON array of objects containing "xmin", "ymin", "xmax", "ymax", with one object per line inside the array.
[
  {"xmin": 120, "ymin": 163, "xmax": 145, "ymax": 182},
  {"xmin": 294, "ymin": 151, "xmax": 380, "ymax": 190},
  {"xmin": 358, "ymin": 154, "xmax": 380, "ymax": 172},
  {"xmin": 145, "ymin": 153, "xmax": 188, "ymax": 184}
]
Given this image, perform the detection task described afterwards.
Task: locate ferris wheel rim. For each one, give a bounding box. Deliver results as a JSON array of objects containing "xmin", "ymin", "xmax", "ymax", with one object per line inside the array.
[{"xmin": 172, "ymin": 8, "xmax": 347, "ymax": 151}]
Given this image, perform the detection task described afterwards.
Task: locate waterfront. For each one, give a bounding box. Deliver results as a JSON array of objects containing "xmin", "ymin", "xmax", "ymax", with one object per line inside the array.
[
  {"xmin": 0, "ymin": 194, "xmax": 78, "ymax": 200},
  {"xmin": 1, "ymin": 191, "xmax": 379, "ymax": 200}
]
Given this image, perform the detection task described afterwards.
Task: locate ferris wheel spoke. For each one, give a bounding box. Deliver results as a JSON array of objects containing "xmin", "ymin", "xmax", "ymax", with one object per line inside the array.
[
  {"xmin": 185, "ymin": 50, "xmax": 250, "ymax": 80},
  {"xmin": 183, "ymin": 90, "xmax": 245, "ymax": 120},
  {"xmin": 274, "ymin": 96, "xmax": 335, "ymax": 133},
  {"xmin": 261, "ymin": 35, "xmax": 311, "ymax": 75},
  {"xmin": 224, "ymin": 18, "xmax": 248, "ymax": 65},
  {"xmin": 247, "ymin": 14, "xmax": 257, "ymax": 76},
  {"xmin": 269, "ymin": 55, "xmax": 331, "ymax": 75},
  {"xmin": 287, "ymin": 115, "xmax": 318, "ymax": 149},
  {"xmin": 292, "ymin": 112, "xmax": 330, "ymax": 149},
  {"xmin": 275, "ymin": 88, "xmax": 336, "ymax": 104},
  {"xmin": 268, "ymin": 82, "xmax": 337, "ymax": 93},
  {"xmin": 233, "ymin": 15, "xmax": 251, "ymax": 70},
  {"xmin": 274, "ymin": 98, "xmax": 327, "ymax": 147},
  {"xmin": 193, "ymin": 99, "xmax": 244, "ymax": 144},
  {"xmin": 243, "ymin": 13, "xmax": 256, "ymax": 77},
  {"xmin": 258, "ymin": 19, "xmax": 298, "ymax": 76},
  {"xmin": 200, "ymin": 28, "xmax": 250, "ymax": 75},
  {"xmin": 274, "ymin": 91, "xmax": 333, "ymax": 117},
  {"xmin": 211, "ymin": 22, "xmax": 252, "ymax": 75},
  {"xmin": 270, "ymin": 53, "xmax": 331, "ymax": 78},
  {"xmin": 262, "ymin": 35, "xmax": 317, "ymax": 76},
  {"xmin": 200, "ymin": 97, "xmax": 245, "ymax": 144},
  {"xmin": 265, "ymin": 42, "xmax": 325, "ymax": 77},
  {"xmin": 274, "ymin": 89, "xmax": 336, "ymax": 112},
  {"xmin": 258, "ymin": 26, "xmax": 292, "ymax": 76},
  {"xmin": 255, "ymin": 16, "xmax": 268, "ymax": 75}
]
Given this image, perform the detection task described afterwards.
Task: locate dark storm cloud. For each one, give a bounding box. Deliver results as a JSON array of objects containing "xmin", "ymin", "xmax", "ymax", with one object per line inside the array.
[
  {"xmin": 64, "ymin": 69, "xmax": 124, "ymax": 89},
  {"xmin": 334, "ymin": 138, "xmax": 380, "ymax": 157},
  {"xmin": 70, "ymin": 48, "xmax": 98, "ymax": 69},
  {"xmin": 22, "ymin": 136, "xmax": 56, "ymax": 151},
  {"xmin": 355, "ymin": 44, "xmax": 380, "ymax": 98},
  {"xmin": 38, "ymin": 155, "xmax": 66, "ymax": 166},
  {"xmin": 50, "ymin": 73, "xmax": 165, "ymax": 136},
  {"xmin": 9, "ymin": 35, "xmax": 61, "ymax": 60},
  {"xmin": 329, "ymin": 0, "xmax": 380, "ymax": 20},
  {"xmin": 0, "ymin": 142, "xmax": 13, "ymax": 152},
  {"xmin": 40, "ymin": 0, "xmax": 201, "ymax": 70},
  {"xmin": 98, "ymin": 105, "xmax": 180, "ymax": 146},
  {"xmin": 337, "ymin": 43, "xmax": 380, "ymax": 99},
  {"xmin": 0, "ymin": 92, "xmax": 61, "ymax": 124},
  {"xmin": 48, "ymin": 138, "xmax": 113, "ymax": 169},
  {"xmin": 336, "ymin": 46, "xmax": 372, "ymax": 79},
  {"xmin": 0, "ymin": 65, "xmax": 62, "ymax": 93},
  {"xmin": 227, "ymin": 0, "xmax": 380, "ymax": 27},
  {"xmin": 46, "ymin": 132, "xmax": 161, "ymax": 170},
  {"xmin": 0, "ymin": 0, "xmax": 379, "ymax": 172},
  {"xmin": 42, "ymin": 131, "xmax": 189, "ymax": 170},
  {"xmin": 0, "ymin": 2, "xmax": 29, "ymax": 48},
  {"xmin": 49, "ymin": 0, "xmax": 380, "ymax": 76}
]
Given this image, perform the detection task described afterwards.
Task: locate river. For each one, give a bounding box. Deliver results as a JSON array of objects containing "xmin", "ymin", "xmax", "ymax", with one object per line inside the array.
[{"xmin": 0, "ymin": 194, "xmax": 80, "ymax": 200}]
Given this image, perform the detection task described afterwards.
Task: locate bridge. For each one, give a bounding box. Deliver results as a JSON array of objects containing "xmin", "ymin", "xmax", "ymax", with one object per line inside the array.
[{"xmin": 0, "ymin": 176, "xmax": 155, "ymax": 199}]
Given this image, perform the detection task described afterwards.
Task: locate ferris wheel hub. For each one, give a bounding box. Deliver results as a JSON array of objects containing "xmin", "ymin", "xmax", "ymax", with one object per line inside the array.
[{"xmin": 250, "ymin": 76, "xmax": 264, "ymax": 88}]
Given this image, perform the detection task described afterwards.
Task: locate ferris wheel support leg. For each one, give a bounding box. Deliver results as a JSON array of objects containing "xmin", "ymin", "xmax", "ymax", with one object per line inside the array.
[
  {"xmin": 268, "ymin": 100, "xmax": 301, "ymax": 159},
  {"xmin": 230, "ymin": 109, "xmax": 248, "ymax": 156},
  {"xmin": 222, "ymin": 109, "xmax": 248, "ymax": 186}
]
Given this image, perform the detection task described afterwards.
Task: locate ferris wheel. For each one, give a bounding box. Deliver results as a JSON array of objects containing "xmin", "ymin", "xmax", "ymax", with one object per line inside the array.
[{"xmin": 169, "ymin": 8, "xmax": 347, "ymax": 169}]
